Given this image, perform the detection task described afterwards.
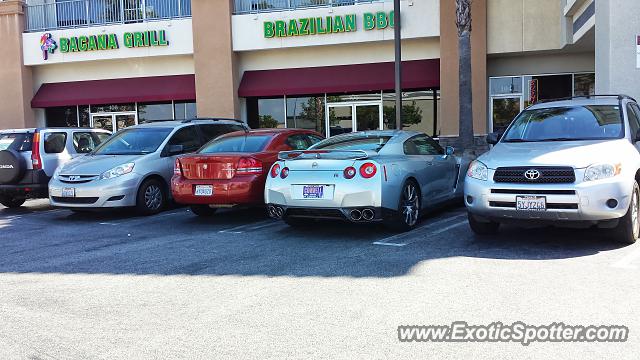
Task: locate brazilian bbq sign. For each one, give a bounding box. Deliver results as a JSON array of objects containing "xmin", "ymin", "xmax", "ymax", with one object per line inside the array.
[
  {"xmin": 263, "ymin": 11, "xmax": 395, "ymax": 38},
  {"xmin": 39, "ymin": 30, "xmax": 169, "ymax": 60}
]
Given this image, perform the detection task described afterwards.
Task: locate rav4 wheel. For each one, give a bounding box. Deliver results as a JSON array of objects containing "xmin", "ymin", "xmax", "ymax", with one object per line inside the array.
[
  {"xmin": 190, "ymin": 205, "xmax": 218, "ymax": 217},
  {"xmin": 613, "ymin": 181, "xmax": 640, "ymax": 244},
  {"xmin": 384, "ymin": 180, "xmax": 421, "ymax": 232},
  {"xmin": 0, "ymin": 195, "xmax": 26, "ymax": 208},
  {"xmin": 135, "ymin": 179, "xmax": 165, "ymax": 216},
  {"xmin": 468, "ymin": 212, "xmax": 500, "ymax": 236}
]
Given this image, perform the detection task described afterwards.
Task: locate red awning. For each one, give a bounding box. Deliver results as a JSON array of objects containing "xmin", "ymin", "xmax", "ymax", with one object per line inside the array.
[
  {"xmin": 31, "ymin": 74, "xmax": 196, "ymax": 108},
  {"xmin": 238, "ymin": 59, "xmax": 440, "ymax": 98}
]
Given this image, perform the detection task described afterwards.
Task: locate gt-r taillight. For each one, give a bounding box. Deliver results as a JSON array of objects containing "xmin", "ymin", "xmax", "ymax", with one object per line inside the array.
[
  {"xmin": 173, "ymin": 158, "xmax": 183, "ymax": 176},
  {"xmin": 280, "ymin": 167, "xmax": 290, "ymax": 179},
  {"xmin": 237, "ymin": 157, "xmax": 263, "ymax": 175},
  {"xmin": 359, "ymin": 163, "xmax": 377, "ymax": 178},
  {"xmin": 270, "ymin": 163, "xmax": 281, "ymax": 178},
  {"xmin": 344, "ymin": 167, "xmax": 356, "ymax": 179}
]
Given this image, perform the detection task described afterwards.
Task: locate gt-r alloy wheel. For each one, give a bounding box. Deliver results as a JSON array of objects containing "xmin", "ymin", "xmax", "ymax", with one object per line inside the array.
[
  {"xmin": 402, "ymin": 182, "xmax": 420, "ymax": 227},
  {"xmin": 384, "ymin": 180, "xmax": 421, "ymax": 232}
]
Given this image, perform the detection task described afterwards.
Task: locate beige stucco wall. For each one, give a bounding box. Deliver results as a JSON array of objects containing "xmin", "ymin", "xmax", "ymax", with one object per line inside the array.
[
  {"xmin": 488, "ymin": 0, "xmax": 563, "ymax": 54},
  {"xmin": 238, "ymin": 37, "xmax": 440, "ymax": 74},
  {"xmin": 192, "ymin": 0, "xmax": 239, "ymax": 119},
  {"xmin": 0, "ymin": 0, "xmax": 35, "ymax": 129}
]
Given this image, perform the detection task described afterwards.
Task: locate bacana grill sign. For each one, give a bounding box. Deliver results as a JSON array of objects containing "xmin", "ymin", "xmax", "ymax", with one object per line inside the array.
[
  {"xmin": 264, "ymin": 11, "xmax": 395, "ymax": 38},
  {"xmin": 40, "ymin": 30, "xmax": 169, "ymax": 60}
]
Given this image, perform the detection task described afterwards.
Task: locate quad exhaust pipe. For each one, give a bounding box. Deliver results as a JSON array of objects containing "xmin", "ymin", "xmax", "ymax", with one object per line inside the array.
[
  {"xmin": 361, "ymin": 208, "xmax": 375, "ymax": 221},
  {"xmin": 349, "ymin": 208, "xmax": 375, "ymax": 222},
  {"xmin": 268, "ymin": 205, "xmax": 284, "ymax": 219}
]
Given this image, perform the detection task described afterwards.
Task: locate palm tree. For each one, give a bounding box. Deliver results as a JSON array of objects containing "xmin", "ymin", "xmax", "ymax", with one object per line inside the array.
[{"xmin": 456, "ymin": 0, "xmax": 475, "ymax": 154}]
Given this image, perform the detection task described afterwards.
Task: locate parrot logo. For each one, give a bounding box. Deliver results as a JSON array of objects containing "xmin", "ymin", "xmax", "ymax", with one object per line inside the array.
[{"xmin": 40, "ymin": 33, "xmax": 57, "ymax": 60}]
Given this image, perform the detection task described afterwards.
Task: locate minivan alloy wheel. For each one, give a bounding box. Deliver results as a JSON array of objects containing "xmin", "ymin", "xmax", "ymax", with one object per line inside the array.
[{"xmin": 144, "ymin": 184, "xmax": 162, "ymax": 210}]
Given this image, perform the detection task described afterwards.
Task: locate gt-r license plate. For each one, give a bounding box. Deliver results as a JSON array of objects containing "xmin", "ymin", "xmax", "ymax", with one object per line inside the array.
[
  {"xmin": 194, "ymin": 185, "xmax": 213, "ymax": 197},
  {"xmin": 61, "ymin": 188, "xmax": 75, "ymax": 198},
  {"xmin": 516, "ymin": 196, "xmax": 546, "ymax": 211},
  {"xmin": 292, "ymin": 185, "xmax": 334, "ymax": 200}
]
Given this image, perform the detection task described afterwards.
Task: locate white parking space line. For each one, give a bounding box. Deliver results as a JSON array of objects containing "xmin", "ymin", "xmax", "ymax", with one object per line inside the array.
[
  {"xmin": 372, "ymin": 212, "xmax": 467, "ymax": 247},
  {"xmin": 96, "ymin": 210, "xmax": 189, "ymax": 226},
  {"xmin": 218, "ymin": 219, "xmax": 276, "ymax": 234},
  {"xmin": 611, "ymin": 244, "xmax": 640, "ymax": 269}
]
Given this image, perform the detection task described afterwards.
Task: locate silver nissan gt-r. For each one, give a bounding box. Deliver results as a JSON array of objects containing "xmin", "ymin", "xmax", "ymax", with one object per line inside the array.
[{"xmin": 264, "ymin": 130, "xmax": 467, "ymax": 231}]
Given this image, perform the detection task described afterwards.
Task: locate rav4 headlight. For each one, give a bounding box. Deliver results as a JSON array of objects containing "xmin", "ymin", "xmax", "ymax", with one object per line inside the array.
[
  {"xmin": 99, "ymin": 163, "xmax": 135, "ymax": 180},
  {"xmin": 467, "ymin": 160, "xmax": 488, "ymax": 181},
  {"xmin": 584, "ymin": 163, "xmax": 622, "ymax": 182}
]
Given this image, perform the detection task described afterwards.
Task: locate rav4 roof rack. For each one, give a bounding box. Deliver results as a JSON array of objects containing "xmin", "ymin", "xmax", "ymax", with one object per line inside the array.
[{"xmin": 534, "ymin": 94, "xmax": 637, "ymax": 105}]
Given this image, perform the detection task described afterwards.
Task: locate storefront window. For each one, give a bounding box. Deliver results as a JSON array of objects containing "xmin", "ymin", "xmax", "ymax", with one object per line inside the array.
[
  {"xmin": 490, "ymin": 77, "xmax": 522, "ymax": 96},
  {"xmin": 174, "ymin": 101, "xmax": 197, "ymax": 120},
  {"xmin": 258, "ymin": 98, "xmax": 285, "ymax": 128},
  {"xmin": 382, "ymin": 91, "xmax": 438, "ymax": 136},
  {"xmin": 523, "ymin": 74, "xmax": 572, "ymax": 107},
  {"xmin": 333, "ymin": 92, "xmax": 382, "ymax": 103},
  {"xmin": 45, "ymin": 106, "xmax": 78, "ymax": 127},
  {"xmin": 138, "ymin": 102, "xmax": 173, "ymax": 122},
  {"xmin": 574, "ymin": 73, "xmax": 596, "ymax": 96},
  {"xmin": 90, "ymin": 103, "xmax": 135, "ymax": 113},
  {"xmin": 79, "ymin": 106, "xmax": 90, "ymax": 127},
  {"xmin": 286, "ymin": 97, "xmax": 325, "ymax": 134}
]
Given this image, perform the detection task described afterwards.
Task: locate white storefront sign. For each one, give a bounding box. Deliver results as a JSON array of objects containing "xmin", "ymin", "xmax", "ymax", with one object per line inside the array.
[{"xmin": 23, "ymin": 19, "xmax": 193, "ymax": 66}]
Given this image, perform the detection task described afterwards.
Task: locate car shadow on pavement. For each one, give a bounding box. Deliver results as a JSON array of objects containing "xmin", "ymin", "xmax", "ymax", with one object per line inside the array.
[{"xmin": 0, "ymin": 203, "xmax": 632, "ymax": 278}]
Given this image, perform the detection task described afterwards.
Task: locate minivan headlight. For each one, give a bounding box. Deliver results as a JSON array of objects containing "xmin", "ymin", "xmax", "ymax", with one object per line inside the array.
[
  {"xmin": 467, "ymin": 160, "xmax": 488, "ymax": 181},
  {"xmin": 100, "ymin": 163, "xmax": 135, "ymax": 180},
  {"xmin": 584, "ymin": 163, "xmax": 622, "ymax": 182}
]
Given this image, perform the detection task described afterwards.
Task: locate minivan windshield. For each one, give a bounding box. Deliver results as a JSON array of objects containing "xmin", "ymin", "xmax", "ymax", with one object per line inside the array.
[
  {"xmin": 311, "ymin": 135, "xmax": 391, "ymax": 152},
  {"xmin": 502, "ymin": 105, "xmax": 623, "ymax": 143},
  {"xmin": 92, "ymin": 128, "xmax": 172, "ymax": 155}
]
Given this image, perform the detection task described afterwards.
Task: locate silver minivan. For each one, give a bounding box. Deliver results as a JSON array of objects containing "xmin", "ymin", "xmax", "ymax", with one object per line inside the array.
[
  {"xmin": 0, "ymin": 128, "xmax": 110, "ymax": 208},
  {"xmin": 49, "ymin": 119, "xmax": 249, "ymax": 215}
]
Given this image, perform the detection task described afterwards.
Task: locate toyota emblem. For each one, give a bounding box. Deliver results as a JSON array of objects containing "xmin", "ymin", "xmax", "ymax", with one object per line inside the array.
[
  {"xmin": 69, "ymin": 176, "xmax": 80, "ymax": 181},
  {"xmin": 312, "ymin": 162, "xmax": 318, "ymax": 168},
  {"xmin": 524, "ymin": 169, "xmax": 541, "ymax": 180}
]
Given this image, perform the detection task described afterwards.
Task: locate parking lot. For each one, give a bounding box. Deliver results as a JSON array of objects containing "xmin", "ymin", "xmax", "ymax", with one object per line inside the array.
[{"xmin": 1, "ymin": 200, "xmax": 639, "ymax": 359}]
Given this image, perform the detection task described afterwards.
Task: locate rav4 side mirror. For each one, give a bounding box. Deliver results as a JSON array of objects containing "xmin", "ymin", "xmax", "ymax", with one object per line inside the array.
[
  {"xmin": 445, "ymin": 146, "xmax": 455, "ymax": 156},
  {"xmin": 486, "ymin": 132, "xmax": 501, "ymax": 145}
]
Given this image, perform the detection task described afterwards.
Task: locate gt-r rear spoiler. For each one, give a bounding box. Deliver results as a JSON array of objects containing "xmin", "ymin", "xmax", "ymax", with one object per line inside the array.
[{"xmin": 278, "ymin": 150, "xmax": 370, "ymax": 161}]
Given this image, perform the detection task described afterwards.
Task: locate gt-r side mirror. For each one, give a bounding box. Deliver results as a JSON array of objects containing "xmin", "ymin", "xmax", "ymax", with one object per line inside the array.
[
  {"xmin": 486, "ymin": 132, "xmax": 501, "ymax": 145},
  {"xmin": 445, "ymin": 146, "xmax": 455, "ymax": 156}
]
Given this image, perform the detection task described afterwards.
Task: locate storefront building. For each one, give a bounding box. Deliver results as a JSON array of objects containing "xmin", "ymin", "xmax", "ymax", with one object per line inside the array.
[{"xmin": 0, "ymin": 0, "xmax": 633, "ymax": 147}]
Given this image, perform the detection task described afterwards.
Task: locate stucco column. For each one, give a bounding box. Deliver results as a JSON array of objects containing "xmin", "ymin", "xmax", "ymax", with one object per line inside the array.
[
  {"xmin": 191, "ymin": 0, "xmax": 240, "ymax": 119},
  {"xmin": 0, "ymin": 0, "xmax": 35, "ymax": 129},
  {"xmin": 439, "ymin": 0, "xmax": 487, "ymax": 137}
]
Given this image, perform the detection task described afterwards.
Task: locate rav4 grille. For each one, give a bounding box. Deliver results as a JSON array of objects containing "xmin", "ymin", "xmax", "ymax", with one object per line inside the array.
[{"xmin": 493, "ymin": 167, "xmax": 576, "ymax": 184}]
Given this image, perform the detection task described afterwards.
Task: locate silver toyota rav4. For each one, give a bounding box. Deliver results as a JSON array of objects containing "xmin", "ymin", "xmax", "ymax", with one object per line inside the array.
[{"xmin": 465, "ymin": 95, "xmax": 640, "ymax": 244}]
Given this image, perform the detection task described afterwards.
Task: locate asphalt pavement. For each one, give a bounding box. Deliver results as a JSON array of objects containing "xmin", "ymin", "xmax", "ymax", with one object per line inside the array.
[{"xmin": 0, "ymin": 199, "xmax": 639, "ymax": 359}]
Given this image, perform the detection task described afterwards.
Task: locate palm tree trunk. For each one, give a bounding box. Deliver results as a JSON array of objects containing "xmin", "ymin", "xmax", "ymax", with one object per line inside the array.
[{"xmin": 456, "ymin": 0, "xmax": 475, "ymax": 154}]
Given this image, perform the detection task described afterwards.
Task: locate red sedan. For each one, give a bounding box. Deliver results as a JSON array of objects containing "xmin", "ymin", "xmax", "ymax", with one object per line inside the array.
[{"xmin": 172, "ymin": 128, "xmax": 324, "ymax": 216}]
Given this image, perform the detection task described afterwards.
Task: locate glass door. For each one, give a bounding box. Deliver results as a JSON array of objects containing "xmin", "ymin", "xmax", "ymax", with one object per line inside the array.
[
  {"xmin": 490, "ymin": 96, "xmax": 523, "ymax": 133},
  {"xmin": 115, "ymin": 114, "xmax": 137, "ymax": 130},
  {"xmin": 325, "ymin": 102, "xmax": 383, "ymax": 137}
]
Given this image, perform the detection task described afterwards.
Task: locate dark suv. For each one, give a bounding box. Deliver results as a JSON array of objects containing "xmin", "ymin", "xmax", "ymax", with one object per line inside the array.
[{"xmin": 0, "ymin": 128, "xmax": 110, "ymax": 208}]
